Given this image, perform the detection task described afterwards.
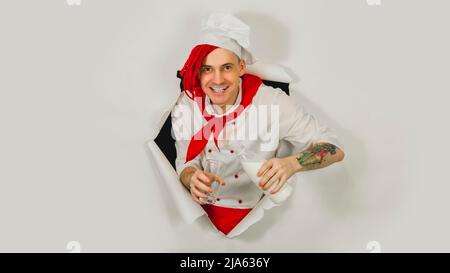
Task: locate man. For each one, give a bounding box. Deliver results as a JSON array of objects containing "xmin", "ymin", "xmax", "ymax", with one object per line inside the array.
[{"xmin": 171, "ymin": 13, "xmax": 345, "ymax": 235}]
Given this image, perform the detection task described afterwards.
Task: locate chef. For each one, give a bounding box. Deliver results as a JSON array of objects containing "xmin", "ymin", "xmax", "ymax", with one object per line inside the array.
[{"xmin": 171, "ymin": 13, "xmax": 345, "ymax": 236}]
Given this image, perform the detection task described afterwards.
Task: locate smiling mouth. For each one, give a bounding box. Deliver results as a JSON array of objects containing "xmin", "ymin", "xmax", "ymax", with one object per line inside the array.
[{"xmin": 209, "ymin": 86, "xmax": 229, "ymax": 93}]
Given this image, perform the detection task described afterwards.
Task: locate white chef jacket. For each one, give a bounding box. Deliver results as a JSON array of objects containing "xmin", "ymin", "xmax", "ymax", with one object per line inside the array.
[{"xmin": 171, "ymin": 78, "xmax": 344, "ymax": 209}]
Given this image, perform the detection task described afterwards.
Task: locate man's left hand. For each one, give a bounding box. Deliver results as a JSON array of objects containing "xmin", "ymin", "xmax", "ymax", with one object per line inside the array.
[{"xmin": 256, "ymin": 156, "xmax": 301, "ymax": 194}]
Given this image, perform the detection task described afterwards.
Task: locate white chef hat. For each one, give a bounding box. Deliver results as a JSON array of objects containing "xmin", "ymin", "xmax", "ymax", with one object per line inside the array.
[{"xmin": 198, "ymin": 13, "xmax": 258, "ymax": 65}]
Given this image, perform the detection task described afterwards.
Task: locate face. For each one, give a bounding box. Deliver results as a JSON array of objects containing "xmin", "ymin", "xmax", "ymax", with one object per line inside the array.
[{"xmin": 198, "ymin": 48, "xmax": 246, "ymax": 109}]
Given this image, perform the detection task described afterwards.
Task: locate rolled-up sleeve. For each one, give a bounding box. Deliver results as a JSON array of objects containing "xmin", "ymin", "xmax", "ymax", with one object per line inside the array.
[
  {"xmin": 276, "ymin": 90, "xmax": 345, "ymax": 153},
  {"xmin": 171, "ymin": 94, "xmax": 203, "ymax": 176}
]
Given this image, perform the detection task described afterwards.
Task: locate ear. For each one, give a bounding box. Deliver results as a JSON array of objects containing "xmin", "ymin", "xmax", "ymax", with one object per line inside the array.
[{"xmin": 239, "ymin": 59, "xmax": 246, "ymax": 77}]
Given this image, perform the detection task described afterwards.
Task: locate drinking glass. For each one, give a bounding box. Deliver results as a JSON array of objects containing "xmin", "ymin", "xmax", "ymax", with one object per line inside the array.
[{"xmin": 199, "ymin": 159, "xmax": 223, "ymax": 204}]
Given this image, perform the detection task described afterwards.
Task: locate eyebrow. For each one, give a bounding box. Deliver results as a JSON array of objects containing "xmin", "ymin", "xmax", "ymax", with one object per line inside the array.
[{"xmin": 200, "ymin": 63, "xmax": 234, "ymax": 68}]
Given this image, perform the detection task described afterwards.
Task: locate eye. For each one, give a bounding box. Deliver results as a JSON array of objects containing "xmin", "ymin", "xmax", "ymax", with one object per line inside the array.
[
  {"xmin": 201, "ymin": 67, "xmax": 212, "ymax": 73},
  {"xmin": 224, "ymin": 65, "xmax": 232, "ymax": 71}
]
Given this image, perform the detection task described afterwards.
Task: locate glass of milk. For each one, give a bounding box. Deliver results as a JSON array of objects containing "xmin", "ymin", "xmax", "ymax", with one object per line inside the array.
[
  {"xmin": 199, "ymin": 159, "xmax": 223, "ymax": 205},
  {"xmin": 238, "ymin": 147, "xmax": 293, "ymax": 204}
]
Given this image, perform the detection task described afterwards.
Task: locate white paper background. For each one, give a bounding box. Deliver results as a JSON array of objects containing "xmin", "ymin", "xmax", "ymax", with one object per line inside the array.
[{"xmin": 0, "ymin": 0, "xmax": 449, "ymax": 252}]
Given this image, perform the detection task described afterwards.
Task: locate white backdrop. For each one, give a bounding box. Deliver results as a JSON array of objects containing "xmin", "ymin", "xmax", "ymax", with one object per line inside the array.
[{"xmin": 1, "ymin": 0, "xmax": 449, "ymax": 252}]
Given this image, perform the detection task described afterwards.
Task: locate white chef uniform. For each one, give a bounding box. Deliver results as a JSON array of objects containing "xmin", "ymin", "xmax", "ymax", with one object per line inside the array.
[{"xmin": 171, "ymin": 78, "xmax": 344, "ymax": 209}]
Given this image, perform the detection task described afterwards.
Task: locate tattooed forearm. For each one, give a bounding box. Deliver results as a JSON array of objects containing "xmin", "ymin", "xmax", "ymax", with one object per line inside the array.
[
  {"xmin": 297, "ymin": 143, "xmax": 336, "ymax": 166},
  {"xmin": 295, "ymin": 142, "xmax": 342, "ymax": 171}
]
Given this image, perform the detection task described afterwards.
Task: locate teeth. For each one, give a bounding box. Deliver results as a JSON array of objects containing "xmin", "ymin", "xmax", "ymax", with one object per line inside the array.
[
  {"xmin": 211, "ymin": 87, "xmax": 227, "ymax": 92},
  {"xmin": 211, "ymin": 86, "xmax": 227, "ymax": 92}
]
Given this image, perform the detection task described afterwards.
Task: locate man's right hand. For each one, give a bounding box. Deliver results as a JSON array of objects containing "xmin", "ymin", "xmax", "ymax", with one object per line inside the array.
[{"xmin": 181, "ymin": 167, "xmax": 226, "ymax": 205}]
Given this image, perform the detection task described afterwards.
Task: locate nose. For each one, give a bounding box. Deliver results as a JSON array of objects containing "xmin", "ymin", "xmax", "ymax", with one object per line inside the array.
[{"xmin": 212, "ymin": 70, "xmax": 225, "ymax": 84}]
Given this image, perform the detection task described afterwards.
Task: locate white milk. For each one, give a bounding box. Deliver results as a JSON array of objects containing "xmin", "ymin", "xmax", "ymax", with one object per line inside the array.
[
  {"xmin": 241, "ymin": 160, "xmax": 293, "ymax": 204},
  {"xmin": 241, "ymin": 161, "xmax": 263, "ymax": 185}
]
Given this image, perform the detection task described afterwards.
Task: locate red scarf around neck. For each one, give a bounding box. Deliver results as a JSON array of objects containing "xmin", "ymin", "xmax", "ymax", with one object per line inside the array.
[{"xmin": 180, "ymin": 44, "xmax": 263, "ymax": 163}]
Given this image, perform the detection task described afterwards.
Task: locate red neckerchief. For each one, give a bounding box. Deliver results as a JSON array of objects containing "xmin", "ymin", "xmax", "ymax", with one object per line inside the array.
[
  {"xmin": 184, "ymin": 74, "xmax": 262, "ymax": 163},
  {"xmin": 179, "ymin": 44, "xmax": 263, "ymax": 163}
]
